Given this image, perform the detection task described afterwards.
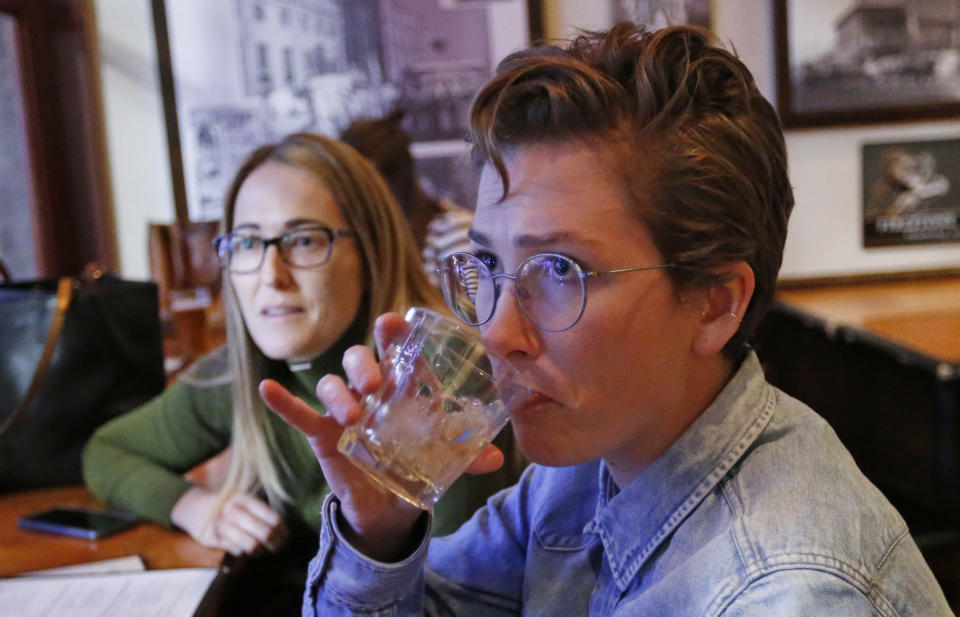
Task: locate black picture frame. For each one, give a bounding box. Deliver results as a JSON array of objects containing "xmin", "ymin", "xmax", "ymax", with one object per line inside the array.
[
  {"xmin": 151, "ymin": 0, "xmax": 540, "ymax": 222},
  {"xmin": 774, "ymin": 0, "xmax": 960, "ymax": 129},
  {"xmin": 862, "ymin": 137, "xmax": 960, "ymax": 248}
]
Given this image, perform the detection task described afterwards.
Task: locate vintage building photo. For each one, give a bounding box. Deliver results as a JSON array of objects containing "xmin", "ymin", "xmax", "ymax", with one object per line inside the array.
[
  {"xmin": 778, "ymin": 0, "xmax": 960, "ymax": 125},
  {"xmin": 160, "ymin": 0, "xmax": 528, "ymax": 220}
]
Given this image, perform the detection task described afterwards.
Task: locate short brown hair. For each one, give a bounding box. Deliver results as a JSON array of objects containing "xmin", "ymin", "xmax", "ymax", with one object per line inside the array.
[{"xmin": 469, "ymin": 23, "xmax": 794, "ymax": 356}]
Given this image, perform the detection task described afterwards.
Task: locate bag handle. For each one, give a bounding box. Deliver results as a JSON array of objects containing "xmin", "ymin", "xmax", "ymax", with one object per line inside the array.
[{"xmin": 0, "ymin": 277, "xmax": 75, "ymax": 437}]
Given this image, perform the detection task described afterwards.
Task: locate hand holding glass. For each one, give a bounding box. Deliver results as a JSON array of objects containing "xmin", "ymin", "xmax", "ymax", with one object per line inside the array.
[{"xmin": 337, "ymin": 307, "xmax": 529, "ymax": 510}]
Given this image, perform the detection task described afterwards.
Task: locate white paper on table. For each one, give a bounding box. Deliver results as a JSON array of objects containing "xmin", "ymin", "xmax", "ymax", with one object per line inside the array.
[
  {"xmin": 18, "ymin": 555, "xmax": 147, "ymax": 577},
  {"xmin": 0, "ymin": 567, "xmax": 218, "ymax": 617}
]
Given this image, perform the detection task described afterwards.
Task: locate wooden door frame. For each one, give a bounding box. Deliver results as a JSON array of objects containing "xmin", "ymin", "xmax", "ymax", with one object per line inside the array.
[{"xmin": 0, "ymin": 0, "xmax": 116, "ymax": 277}]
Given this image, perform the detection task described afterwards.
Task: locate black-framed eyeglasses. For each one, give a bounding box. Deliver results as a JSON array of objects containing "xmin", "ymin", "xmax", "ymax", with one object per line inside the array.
[
  {"xmin": 213, "ymin": 225, "xmax": 356, "ymax": 274},
  {"xmin": 437, "ymin": 252, "xmax": 676, "ymax": 332}
]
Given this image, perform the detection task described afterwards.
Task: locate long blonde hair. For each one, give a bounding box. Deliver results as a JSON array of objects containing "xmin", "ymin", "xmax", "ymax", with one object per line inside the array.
[{"xmin": 217, "ymin": 133, "xmax": 446, "ymax": 512}]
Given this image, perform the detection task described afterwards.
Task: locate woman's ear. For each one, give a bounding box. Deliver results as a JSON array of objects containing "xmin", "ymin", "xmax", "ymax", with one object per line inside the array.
[{"xmin": 692, "ymin": 261, "xmax": 755, "ymax": 357}]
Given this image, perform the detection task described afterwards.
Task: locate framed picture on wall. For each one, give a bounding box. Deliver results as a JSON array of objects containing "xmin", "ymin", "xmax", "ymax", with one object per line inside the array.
[
  {"xmin": 609, "ymin": 0, "xmax": 710, "ymax": 30},
  {"xmin": 774, "ymin": 1, "xmax": 960, "ymax": 128},
  {"xmin": 551, "ymin": 0, "xmax": 710, "ymax": 37},
  {"xmin": 152, "ymin": 0, "xmax": 539, "ymax": 222},
  {"xmin": 862, "ymin": 137, "xmax": 960, "ymax": 247}
]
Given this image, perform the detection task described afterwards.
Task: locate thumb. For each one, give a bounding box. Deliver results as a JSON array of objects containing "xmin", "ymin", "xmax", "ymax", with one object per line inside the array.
[{"xmin": 464, "ymin": 444, "xmax": 504, "ymax": 475}]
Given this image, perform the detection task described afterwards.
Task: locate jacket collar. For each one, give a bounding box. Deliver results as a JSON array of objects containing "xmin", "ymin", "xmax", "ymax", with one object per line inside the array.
[{"xmin": 584, "ymin": 352, "xmax": 776, "ymax": 591}]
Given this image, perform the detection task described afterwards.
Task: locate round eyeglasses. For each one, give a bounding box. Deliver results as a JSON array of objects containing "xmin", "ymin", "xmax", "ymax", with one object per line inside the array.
[
  {"xmin": 213, "ymin": 225, "xmax": 356, "ymax": 274},
  {"xmin": 437, "ymin": 252, "xmax": 676, "ymax": 332}
]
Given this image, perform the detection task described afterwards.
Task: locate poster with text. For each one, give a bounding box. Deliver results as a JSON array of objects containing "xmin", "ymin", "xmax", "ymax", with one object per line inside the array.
[{"xmin": 862, "ymin": 137, "xmax": 960, "ymax": 247}]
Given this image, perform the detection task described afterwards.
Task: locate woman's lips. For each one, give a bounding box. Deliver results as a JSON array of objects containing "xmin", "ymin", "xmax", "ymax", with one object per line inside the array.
[
  {"xmin": 260, "ymin": 305, "xmax": 304, "ymax": 318},
  {"xmin": 511, "ymin": 391, "xmax": 553, "ymax": 417}
]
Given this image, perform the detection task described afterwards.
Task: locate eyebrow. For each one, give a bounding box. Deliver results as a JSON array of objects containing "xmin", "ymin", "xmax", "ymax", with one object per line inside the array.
[
  {"xmin": 284, "ymin": 218, "xmax": 326, "ymax": 229},
  {"xmin": 468, "ymin": 228, "xmax": 603, "ymax": 249},
  {"xmin": 232, "ymin": 218, "xmax": 327, "ymax": 233},
  {"xmin": 467, "ymin": 228, "xmax": 491, "ymax": 246}
]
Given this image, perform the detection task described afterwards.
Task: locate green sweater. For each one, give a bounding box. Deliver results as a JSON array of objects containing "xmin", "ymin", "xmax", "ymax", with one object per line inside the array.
[{"xmin": 82, "ymin": 343, "xmax": 517, "ymax": 536}]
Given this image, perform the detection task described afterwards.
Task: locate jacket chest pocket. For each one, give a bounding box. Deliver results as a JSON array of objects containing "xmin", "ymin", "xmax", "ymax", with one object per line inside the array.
[{"xmin": 521, "ymin": 532, "xmax": 600, "ymax": 616}]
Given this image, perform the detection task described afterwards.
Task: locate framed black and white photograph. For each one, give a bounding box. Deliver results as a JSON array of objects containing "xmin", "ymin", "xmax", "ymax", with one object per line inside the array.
[
  {"xmin": 863, "ymin": 137, "xmax": 960, "ymax": 247},
  {"xmin": 152, "ymin": 0, "xmax": 536, "ymax": 222},
  {"xmin": 775, "ymin": 1, "xmax": 960, "ymax": 128},
  {"xmin": 609, "ymin": 0, "xmax": 710, "ymax": 30},
  {"xmin": 554, "ymin": 0, "xmax": 710, "ymax": 36}
]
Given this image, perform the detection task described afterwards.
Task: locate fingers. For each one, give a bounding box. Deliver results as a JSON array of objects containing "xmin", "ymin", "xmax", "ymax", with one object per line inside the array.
[
  {"xmin": 260, "ymin": 378, "xmax": 347, "ymax": 459},
  {"xmin": 215, "ymin": 518, "xmax": 260, "ymax": 556},
  {"xmin": 340, "ymin": 345, "xmax": 382, "ymax": 397},
  {"xmin": 260, "ymin": 379, "xmax": 328, "ymax": 434},
  {"xmin": 220, "ymin": 494, "xmax": 289, "ymax": 553},
  {"xmin": 173, "ymin": 485, "xmax": 290, "ymax": 555},
  {"xmin": 373, "ymin": 312, "xmax": 410, "ymax": 357},
  {"xmin": 233, "ymin": 492, "xmax": 282, "ymax": 527},
  {"xmin": 261, "ymin": 314, "xmax": 405, "ymax": 431},
  {"xmin": 314, "ymin": 374, "xmax": 363, "ymax": 425},
  {"xmin": 464, "ymin": 444, "xmax": 505, "ymax": 475}
]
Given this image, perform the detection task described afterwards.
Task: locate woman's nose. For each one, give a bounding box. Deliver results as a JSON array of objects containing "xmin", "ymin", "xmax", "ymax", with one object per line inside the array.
[
  {"xmin": 480, "ymin": 279, "xmax": 541, "ymax": 360},
  {"xmin": 260, "ymin": 244, "xmax": 295, "ymax": 289}
]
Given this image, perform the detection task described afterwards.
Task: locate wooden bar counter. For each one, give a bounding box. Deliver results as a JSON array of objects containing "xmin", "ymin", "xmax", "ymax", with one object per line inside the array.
[
  {"xmin": 0, "ymin": 485, "xmax": 224, "ymax": 577},
  {"xmin": 775, "ymin": 275, "xmax": 960, "ymax": 365}
]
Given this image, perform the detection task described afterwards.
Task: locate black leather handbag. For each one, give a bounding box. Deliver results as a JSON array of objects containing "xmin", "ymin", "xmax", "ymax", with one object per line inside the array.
[{"xmin": 0, "ymin": 265, "xmax": 166, "ymax": 492}]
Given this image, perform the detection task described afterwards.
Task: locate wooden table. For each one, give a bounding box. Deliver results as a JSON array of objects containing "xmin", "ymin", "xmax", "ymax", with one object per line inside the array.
[
  {"xmin": 776, "ymin": 276, "xmax": 960, "ymax": 365},
  {"xmin": 0, "ymin": 485, "xmax": 224, "ymax": 577}
]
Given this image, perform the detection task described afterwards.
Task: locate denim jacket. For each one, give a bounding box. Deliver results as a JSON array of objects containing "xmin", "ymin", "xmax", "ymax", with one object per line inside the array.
[{"xmin": 304, "ymin": 353, "xmax": 952, "ymax": 616}]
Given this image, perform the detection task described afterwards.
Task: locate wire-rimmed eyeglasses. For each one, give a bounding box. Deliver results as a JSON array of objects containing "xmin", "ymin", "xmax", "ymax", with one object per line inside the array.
[
  {"xmin": 213, "ymin": 225, "xmax": 356, "ymax": 274},
  {"xmin": 436, "ymin": 252, "xmax": 676, "ymax": 332}
]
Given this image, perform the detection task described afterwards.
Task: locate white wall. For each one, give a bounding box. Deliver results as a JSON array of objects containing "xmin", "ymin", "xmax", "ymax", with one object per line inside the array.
[
  {"xmin": 96, "ymin": 0, "xmax": 960, "ymax": 280},
  {"xmin": 95, "ymin": 0, "xmax": 173, "ymax": 280}
]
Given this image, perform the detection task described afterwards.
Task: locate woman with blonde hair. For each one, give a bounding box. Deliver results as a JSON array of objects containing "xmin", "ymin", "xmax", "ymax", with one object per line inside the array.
[{"xmin": 82, "ymin": 133, "xmax": 519, "ymax": 616}]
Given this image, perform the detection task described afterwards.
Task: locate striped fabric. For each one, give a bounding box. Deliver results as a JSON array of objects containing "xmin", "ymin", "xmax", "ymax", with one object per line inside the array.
[{"xmin": 422, "ymin": 199, "xmax": 473, "ymax": 287}]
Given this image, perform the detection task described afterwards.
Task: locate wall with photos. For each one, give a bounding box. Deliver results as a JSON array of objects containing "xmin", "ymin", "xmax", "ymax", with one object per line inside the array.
[{"xmin": 96, "ymin": 0, "xmax": 960, "ymax": 281}]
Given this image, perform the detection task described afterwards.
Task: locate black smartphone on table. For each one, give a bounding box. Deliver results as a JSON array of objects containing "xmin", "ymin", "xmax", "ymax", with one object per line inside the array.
[{"xmin": 17, "ymin": 506, "xmax": 139, "ymax": 540}]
